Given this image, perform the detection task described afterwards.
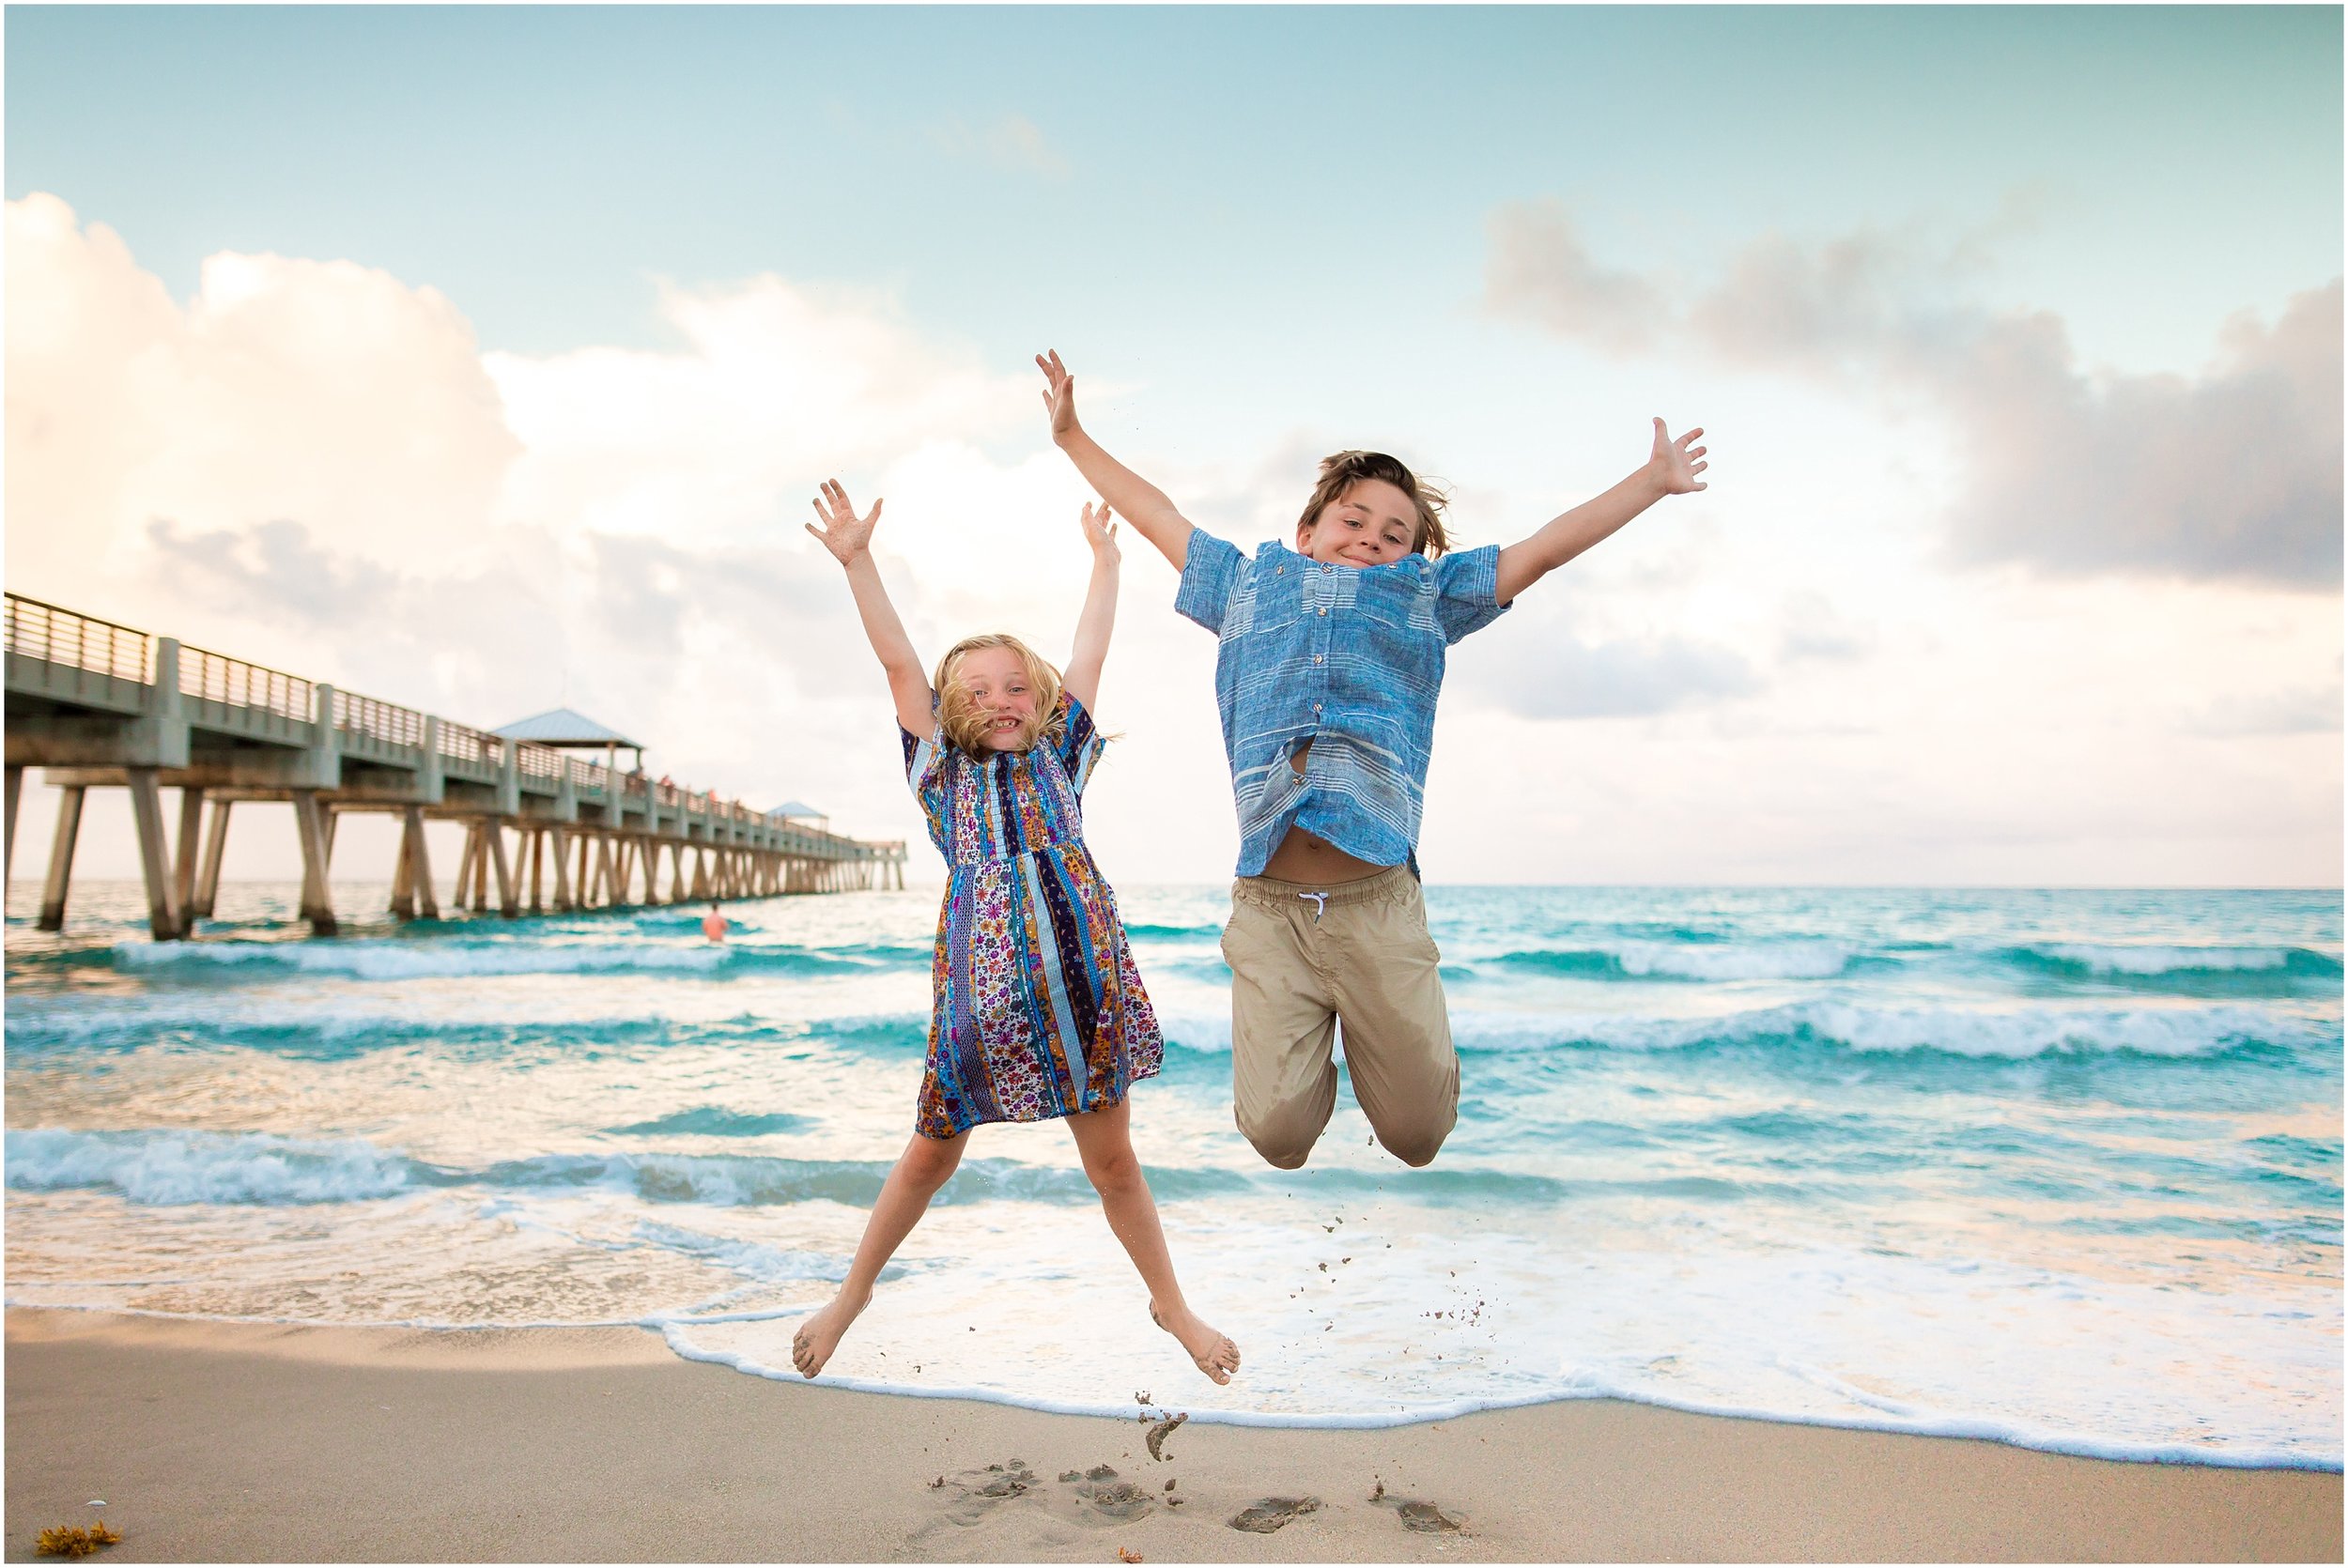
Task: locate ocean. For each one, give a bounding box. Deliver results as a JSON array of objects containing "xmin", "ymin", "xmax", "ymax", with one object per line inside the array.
[{"xmin": 5, "ymin": 880, "xmax": 2340, "ymax": 1468}]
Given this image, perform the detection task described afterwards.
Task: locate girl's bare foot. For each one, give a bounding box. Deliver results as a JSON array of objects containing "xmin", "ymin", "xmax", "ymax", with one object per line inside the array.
[
  {"xmin": 1151, "ymin": 1300, "xmax": 1241, "ymax": 1385},
  {"xmin": 791, "ymin": 1289, "xmax": 870, "ymax": 1378}
]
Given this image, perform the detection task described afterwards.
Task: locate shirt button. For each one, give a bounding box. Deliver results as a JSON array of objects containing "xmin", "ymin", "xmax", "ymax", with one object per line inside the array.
[
  {"xmin": 1314, "ymin": 703, "xmax": 1323, "ymax": 714},
  {"xmin": 1318, "ymin": 607, "xmax": 1328, "ymax": 615},
  {"xmin": 1314, "ymin": 654, "xmax": 1324, "ymax": 665}
]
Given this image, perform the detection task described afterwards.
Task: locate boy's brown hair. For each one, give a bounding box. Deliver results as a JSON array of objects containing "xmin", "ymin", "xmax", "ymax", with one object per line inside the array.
[{"xmin": 1295, "ymin": 451, "xmax": 1451, "ymax": 558}]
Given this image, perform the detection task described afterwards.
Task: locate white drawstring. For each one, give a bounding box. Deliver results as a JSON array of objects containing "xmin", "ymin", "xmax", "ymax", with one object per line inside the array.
[{"xmin": 1298, "ymin": 891, "xmax": 1329, "ymax": 922}]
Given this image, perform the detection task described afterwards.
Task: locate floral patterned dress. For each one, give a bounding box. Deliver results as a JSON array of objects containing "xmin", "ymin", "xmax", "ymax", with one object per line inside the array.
[{"xmin": 902, "ymin": 692, "xmax": 1163, "ymax": 1138}]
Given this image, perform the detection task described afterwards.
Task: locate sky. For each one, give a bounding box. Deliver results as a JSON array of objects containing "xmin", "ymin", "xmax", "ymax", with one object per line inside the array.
[{"xmin": 7, "ymin": 4, "xmax": 2341, "ymax": 890}]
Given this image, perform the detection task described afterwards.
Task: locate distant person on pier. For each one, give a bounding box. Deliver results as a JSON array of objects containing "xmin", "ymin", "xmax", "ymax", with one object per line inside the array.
[
  {"xmin": 701, "ymin": 901, "xmax": 728, "ymax": 943},
  {"xmin": 791, "ymin": 477, "xmax": 1238, "ymax": 1390}
]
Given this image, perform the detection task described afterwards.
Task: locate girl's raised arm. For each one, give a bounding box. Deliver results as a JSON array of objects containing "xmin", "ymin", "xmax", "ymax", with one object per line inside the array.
[
  {"xmin": 1037, "ymin": 350, "xmax": 1194, "ymax": 572},
  {"xmin": 807, "ymin": 480, "xmax": 936, "ymax": 737},
  {"xmin": 1062, "ymin": 501, "xmax": 1120, "ymax": 715}
]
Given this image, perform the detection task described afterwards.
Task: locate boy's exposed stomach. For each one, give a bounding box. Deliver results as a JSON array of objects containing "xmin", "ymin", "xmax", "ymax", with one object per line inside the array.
[
  {"xmin": 1258, "ymin": 736, "xmax": 1396, "ymax": 885},
  {"xmin": 1261, "ymin": 826, "xmax": 1389, "ymax": 884}
]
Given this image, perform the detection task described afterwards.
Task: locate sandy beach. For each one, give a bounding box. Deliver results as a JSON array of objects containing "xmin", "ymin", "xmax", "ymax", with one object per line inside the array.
[{"xmin": 5, "ymin": 1307, "xmax": 2337, "ymax": 1563}]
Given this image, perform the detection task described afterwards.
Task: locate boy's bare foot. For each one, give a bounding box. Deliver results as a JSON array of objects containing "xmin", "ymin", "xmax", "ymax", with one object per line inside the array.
[
  {"xmin": 791, "ymin": 1289, "xmax": 871, "ymax": 1378},
  {"xmin": 1151, "ymin": 1300, "xmax": 1241, "ymax": 1385}
]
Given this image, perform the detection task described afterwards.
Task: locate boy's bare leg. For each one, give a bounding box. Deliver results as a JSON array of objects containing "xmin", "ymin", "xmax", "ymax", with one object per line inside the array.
[
  {"xmin": 1067, "ymin": 1097, "xmax": 1241, "ymax": 1384},
  {"xmin": 791, "ymin": 1129, "xmax": 968, "ymax": 1377}
]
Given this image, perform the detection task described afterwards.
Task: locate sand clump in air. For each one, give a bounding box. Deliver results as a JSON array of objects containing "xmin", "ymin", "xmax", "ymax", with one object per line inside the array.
[{"xmin": 1144, "ymin": 1412, "xmax": 1186, "ymax": 1461}]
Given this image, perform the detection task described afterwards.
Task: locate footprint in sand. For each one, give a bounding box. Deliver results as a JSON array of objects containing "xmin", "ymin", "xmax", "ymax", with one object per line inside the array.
[
  {"xmin": 930, "ymin": 1458, "xmax": 1043, "ymax": 1527},
  {"xmin": 1388, "ymin": 1499, "xmax": 1467, "ymax": 1534},
  {"xmin": 1228, "ymin": 1497, "xmax": 1321, "ymax": 1533},
  {"xmin": 1063, "ymin": 1462, "xmax": 1156, "ymax": 1523}
]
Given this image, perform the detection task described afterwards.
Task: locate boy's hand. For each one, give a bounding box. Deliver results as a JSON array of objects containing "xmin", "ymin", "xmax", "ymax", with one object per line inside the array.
[
  {"xmin": 1081, "ymin": 500, "xmax": 1120, "ymax": 563},
  {"xmin": 807, "ymin": 479, "xmax": 882, "ymax": 565},
  {"xmin": 1649, "ymin": 419, "xmax": 1708, "ymax": 494},
  {"xmin": 1036, "ymin": 349, "xmax": 1083, "ymax": 444}
]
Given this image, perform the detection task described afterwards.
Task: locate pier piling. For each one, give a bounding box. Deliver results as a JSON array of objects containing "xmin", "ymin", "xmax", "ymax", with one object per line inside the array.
[
  {"xmin": 173, "ymin": 788, "xmax": 204, "ymax": 924},
  {"xmin": 37, "ymin": 786, "xmax": 85, "ymax": 931},
  {"xmin": 291, "ymin": 789, "xmax": 337, "ymax": 935},
  {"xmin": 193, "ymin": 801, "xmax": 229, "ymax": 918},
  {"xmin": 5, "ymin": 763, "xmax": 20, "ymax": 882},
  {"xmin": 126, "ymin": 767, "xmax": 183, "ymax": 941}
]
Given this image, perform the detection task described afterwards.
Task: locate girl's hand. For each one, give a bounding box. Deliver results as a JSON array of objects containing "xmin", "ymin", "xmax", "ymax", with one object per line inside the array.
[
  {"xmin": 1648, "ymin": 419, "xmax": 1709, "ymax": 495},
  {"xmin": 1081, "ymin": 500, "xmax": 1120, "ymax": 564},
  {"xmin": 806, "ymin": 479, "xmax": 882, "ymax": 565},
  {"xmin": 1036, "ymin": 349, "xmax": 1083, "ymax": 444}
]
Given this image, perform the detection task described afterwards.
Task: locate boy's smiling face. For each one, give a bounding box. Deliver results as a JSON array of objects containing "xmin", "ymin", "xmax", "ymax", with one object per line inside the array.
[{"xmin": 1296, "ymin": 477, "xmax": 1419, "ymax": 568}]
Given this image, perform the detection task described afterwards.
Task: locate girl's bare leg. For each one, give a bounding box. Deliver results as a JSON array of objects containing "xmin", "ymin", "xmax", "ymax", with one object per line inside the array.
[
  {"xmin": 791, "ymin": 1129, "xmax": 968, "ymax": 1377},
  {"xmin": 1066, "ymin": 1097, "xmax": 1240, "ymax": 1384}
]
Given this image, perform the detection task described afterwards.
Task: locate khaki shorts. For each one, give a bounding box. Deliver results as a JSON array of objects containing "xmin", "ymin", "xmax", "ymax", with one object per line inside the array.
[{"xmin": 1220, "ymin": 866, "xmax": 1459, "ymax": 1169}]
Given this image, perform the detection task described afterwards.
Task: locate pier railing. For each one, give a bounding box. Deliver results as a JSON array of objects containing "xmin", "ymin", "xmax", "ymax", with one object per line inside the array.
[
  {"xmin": 333, "ymin": 688, "xmax": 427, "ymax": 764},
  {"xmin": 180, "ymin": 644, "xmax": 316, "ymax": 748},
  {"xmin": 516, "ymin": 742, "xmax": 565, "ymax": 786},
  {"xmin": 5, "ymin": 597, "xmax": 152, "ymax": 714},
  {"xmin": 437, "ymin": 718, "xmax": 502, "ymax": 784},
  {"xmin": 6, "ymin": 590, "xmax": 889, "ymax": 861}
]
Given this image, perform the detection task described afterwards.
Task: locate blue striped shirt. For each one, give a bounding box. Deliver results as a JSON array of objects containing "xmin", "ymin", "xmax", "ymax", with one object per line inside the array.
[{"xmin": 1174, "ymin": 530, "xmax": 1510, "ymax": 876}]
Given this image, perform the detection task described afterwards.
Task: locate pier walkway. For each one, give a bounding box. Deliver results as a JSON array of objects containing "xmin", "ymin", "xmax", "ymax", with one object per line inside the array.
[{"xmin": 4, "ymin": 594, "xmax": 906, "ymax": 939}]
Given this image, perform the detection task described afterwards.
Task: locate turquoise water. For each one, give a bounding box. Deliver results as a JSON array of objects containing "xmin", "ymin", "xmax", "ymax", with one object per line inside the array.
[{"xmin": 5, "ymin": 881, "xmax": 2340, "ymax": 1467}]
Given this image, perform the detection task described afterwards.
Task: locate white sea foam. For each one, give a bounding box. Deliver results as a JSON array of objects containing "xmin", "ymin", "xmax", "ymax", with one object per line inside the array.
[
  {"xmin": 1788, "ymin": 999, "xmax": 2308, "ymax": 1057},
  {"xmin": 1605, "ymin": 940, "xmax": 1854, "ymax": 980},
  {"xmin": 6, "ymin": 1128, "xmax": 415, "ymax": 1205},
  {"xmin": 2031, "ymin": 943, "xmax": 2299, "ymax": 976},
  {"xmin": 1446, "ymin": 999, "xmax": 2319, "ymax": 1058},
  {"xmin": 629, "ymin": 1221, "xmax": 852, "ymax": 1284},
  {"xmin": 648, "ymin": 1218, "xmax": 2342, "ymax": 1468},
  {"xmin": 113, "ymin": 940, "xmax": 725, "ymax": 980},
  {"xmin": 12, "ymin": 1290, "xmax": 2321, "ymax": 1468},
  {"xmin": 5, "ymin": 1130, "xmax": 918, "ymax": 1211}
]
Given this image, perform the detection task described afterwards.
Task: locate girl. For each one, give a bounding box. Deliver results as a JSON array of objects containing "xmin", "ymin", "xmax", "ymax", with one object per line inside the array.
[
  {"xmin": 1036, "ymin": 350, "xmax": 1707, "ymax": 1174},
  {"xmin": 789, "ymin": 479, "xmax": 1240, "ymax": 1386}
]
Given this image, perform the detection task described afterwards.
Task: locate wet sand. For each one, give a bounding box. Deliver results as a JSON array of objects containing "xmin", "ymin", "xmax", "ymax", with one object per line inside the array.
[{"xmin": 6, "ymin": 1307, "xmax": 2338, "ymax": 1562}]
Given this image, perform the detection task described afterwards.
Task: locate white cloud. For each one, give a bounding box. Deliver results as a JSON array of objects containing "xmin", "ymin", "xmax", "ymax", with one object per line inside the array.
[
  {"xmin": 1454, "ymin": 602, "xmax": 1761, "ymax": 721},
  {"xmin": 1775, "ymin": 590, "xmax": 1877, "ymax": 664},
  {"xmin": 483, "ymin": 274, "xmax": 1030, "ymax": 547},
  {"xmin": 1938, "ymin": 284, "xmax": 2341, "ymax": 587},
  {"xmin": 1481, "ymin": 201, "xmax": 1666, "ymax": 353},
  {"xmin": 7, "ymin": 193, "xmax": 518, "ymax": 607},
  {"xmin": 1482, "ymin": 199, "xmax": 2345, "ymax": 589},
  {"xmin": 927, "ymin": 113, "xmax": 1071, "ymax": 179}
]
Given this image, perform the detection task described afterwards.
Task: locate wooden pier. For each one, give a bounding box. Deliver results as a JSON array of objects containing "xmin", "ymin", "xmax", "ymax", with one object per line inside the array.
[{"xmin": 3, "ymin": 594, "xmax": 906, "ymax": 940}]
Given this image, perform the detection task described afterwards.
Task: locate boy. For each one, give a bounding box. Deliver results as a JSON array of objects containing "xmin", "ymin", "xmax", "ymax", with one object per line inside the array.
[{"xmin": 1037, "ymin": 351, "xmax": 1707, "ymax": 1169}]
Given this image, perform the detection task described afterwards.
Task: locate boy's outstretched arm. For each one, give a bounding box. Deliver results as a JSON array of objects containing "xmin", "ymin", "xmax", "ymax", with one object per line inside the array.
[
  {"xmin": 1037, "ymin": 350, "xmax": 1193, "ymax": 572},
  {"xmin": 1061, "ymin": 502, "xmax": 1120, "ymax": 714},
  {"xmin": 807, "ymin": 479, "xmax": 935, "ymax": 736},
  {"xmin": 1493, "ymin": 419, "xmax": 1708, "ymax": 604}
]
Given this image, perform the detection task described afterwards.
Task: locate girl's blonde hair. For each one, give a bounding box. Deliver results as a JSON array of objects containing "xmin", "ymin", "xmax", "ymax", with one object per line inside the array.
[
  {"xmin": 933, "ymin": 633, "xmax": 1065, "ymax": 756},
  {"xmin": 1296, "ymin": 450, "xmax": 1452, "ymax": 557}
]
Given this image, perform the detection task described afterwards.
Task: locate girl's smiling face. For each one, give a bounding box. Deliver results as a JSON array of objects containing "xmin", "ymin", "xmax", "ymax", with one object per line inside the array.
[
  {"xmin": 951, "ymin": 645, "xmax": 1040, "ymax": 749},
  {"xmin": 1296, "ymin": 477, "xmax": 1419, "ymax": 567}
]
